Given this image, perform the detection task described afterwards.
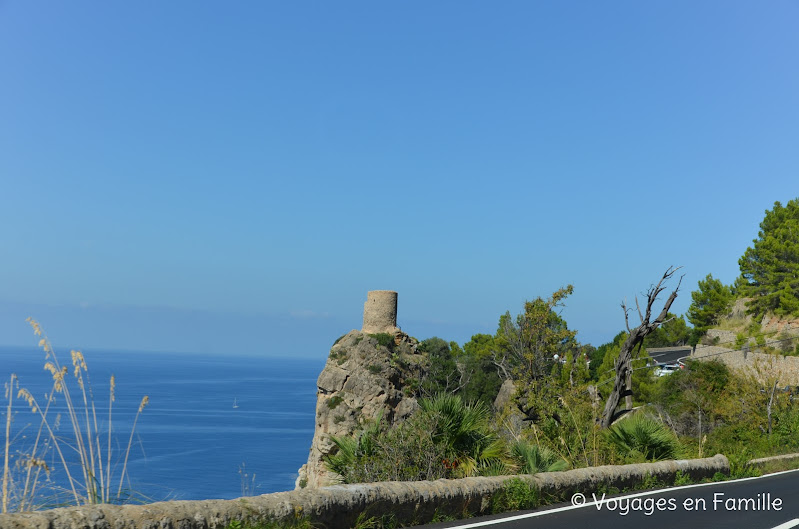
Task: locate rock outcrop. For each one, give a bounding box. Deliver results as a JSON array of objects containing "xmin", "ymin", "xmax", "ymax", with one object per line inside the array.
[{"xmin": 295, "ymin": 329, "xmax": 425, "ymax": 489}]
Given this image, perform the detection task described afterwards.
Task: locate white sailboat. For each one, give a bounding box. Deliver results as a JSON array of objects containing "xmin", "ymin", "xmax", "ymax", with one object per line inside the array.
[{"xmin": 233, "ymin": 398, "xmax": 239, "ymax": 409}]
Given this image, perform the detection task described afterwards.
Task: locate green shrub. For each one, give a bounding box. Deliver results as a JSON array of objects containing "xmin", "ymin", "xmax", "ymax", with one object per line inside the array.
[
  {"xmin": 326, "ymin": 396, "xmax": 344, "ymax": 409},
  {"xmin": 323, "ymin": 394, "xmax": 505, "ymax": 484},
  {"xmin": 491, "ymin": 478, "xmax": 539, "ymax": 513},
  {"xmin": 369, "ymin": 333, "xmax": 394, "ymax": 349},
  {"xmin": 734, "ymin": 332, "xmax": 746, "ymax": 349},
  {"xmin": 224, "ymin": 515, "xmax": 313, "ymax": 529},
  {"xmin": 728, "ymin": 450, "xmax": 760, "ymax": 479},
  {"xmin": 328, "ymin": 348, "xmax": 348, "ymax": 365},
  {"xmin": 640, "ymin": 472, "xmax": 665, "ymax": 490},
  {"xmin": 324, "ymin": 417, "xmax": 383, "ymax": 483},
  {"xmin": 673, "ymin": 470, "xmax": 693, "ymax": 486},
  {"xmin": 352, "ymin": 512, "xmax": 398, "ymax": 529}
]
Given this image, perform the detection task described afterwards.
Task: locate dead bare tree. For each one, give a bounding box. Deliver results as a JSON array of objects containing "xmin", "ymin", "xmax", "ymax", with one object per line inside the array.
[{"xmin": 600, "ymin": 267, "xmax": 683, "ymax": 428}]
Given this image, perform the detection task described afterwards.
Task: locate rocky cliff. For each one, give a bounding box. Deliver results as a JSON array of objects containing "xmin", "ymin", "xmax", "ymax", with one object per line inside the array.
[{"xmin": 295, "ymin": 329, "xmax": 425, "ymax": 489}]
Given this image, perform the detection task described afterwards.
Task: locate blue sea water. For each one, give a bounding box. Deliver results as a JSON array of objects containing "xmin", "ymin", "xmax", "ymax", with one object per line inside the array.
[{"xmin": 0, "ymin": 346, "xmax": 325, "ymax": 502}]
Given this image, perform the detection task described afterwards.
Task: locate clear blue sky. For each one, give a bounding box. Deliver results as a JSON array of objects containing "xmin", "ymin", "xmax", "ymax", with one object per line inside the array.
[{"xmin": 1, "ymin": 2, "xmax": 797, "ymax": 357}]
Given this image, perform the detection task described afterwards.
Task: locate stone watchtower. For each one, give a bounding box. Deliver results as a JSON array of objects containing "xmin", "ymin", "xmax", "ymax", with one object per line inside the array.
[{"xmin": 362, "ymin": 290, "xmax": 399, "ymax": 334}]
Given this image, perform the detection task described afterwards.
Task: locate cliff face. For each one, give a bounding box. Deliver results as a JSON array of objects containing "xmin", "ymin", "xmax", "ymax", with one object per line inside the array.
[{"xmin": 295, "ymin": 329, "xmax": 424, "ymax": 489}]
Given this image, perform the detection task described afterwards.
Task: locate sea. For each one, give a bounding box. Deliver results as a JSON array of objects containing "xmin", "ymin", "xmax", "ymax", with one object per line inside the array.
[{"xmin": 0, "ymin": 345, "xmax": 325, "ymax": 503}]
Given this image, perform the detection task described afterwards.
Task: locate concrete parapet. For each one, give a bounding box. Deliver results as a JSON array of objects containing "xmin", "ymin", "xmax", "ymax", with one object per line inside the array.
[
  {"xmin": 749, "ymin": 452, "xmax": 799, "ymax": 470},
  {"xmin": 362, "ymin": 290, "xmax": 398, "ymax": 334},
  {"xmin": 0, "ymin": 455, "xmax": 729, "ymax": 529}
]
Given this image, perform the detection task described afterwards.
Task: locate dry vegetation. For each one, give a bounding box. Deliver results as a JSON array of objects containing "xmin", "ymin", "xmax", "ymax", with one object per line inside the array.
[{"xmin": 1, "ymin": 319, "xmax": 149, "ymax": 513}]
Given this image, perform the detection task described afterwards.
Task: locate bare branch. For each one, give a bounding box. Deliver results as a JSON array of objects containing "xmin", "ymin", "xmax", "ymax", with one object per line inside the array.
[
  {"xmin": 635, "ymin": 295, "xmax": 644, "ymax": 324},
  {"xmin": 621, "ymin": 300, "xmax": 631, "ymax": 333}
]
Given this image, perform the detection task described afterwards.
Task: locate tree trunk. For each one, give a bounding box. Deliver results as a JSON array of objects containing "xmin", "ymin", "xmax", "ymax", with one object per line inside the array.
[
  {"xmin": 600, "ymin": 267, "xmax": 682, "ymax": 428},
  {"xmin": 624, "ymin": 359, "xmax": 632, "ymax": 411}
]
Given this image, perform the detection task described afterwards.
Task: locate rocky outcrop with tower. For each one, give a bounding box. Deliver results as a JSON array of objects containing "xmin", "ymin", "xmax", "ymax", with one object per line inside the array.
[{"xmin": 295, "ymin": 291, "xmax": 424, "ymax": 489}]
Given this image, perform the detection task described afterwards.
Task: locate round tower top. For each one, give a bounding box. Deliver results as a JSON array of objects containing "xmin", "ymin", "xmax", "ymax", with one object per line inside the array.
[{"xmin": 362, "ymin": 290, "xmax": 399, "ymax": 334}]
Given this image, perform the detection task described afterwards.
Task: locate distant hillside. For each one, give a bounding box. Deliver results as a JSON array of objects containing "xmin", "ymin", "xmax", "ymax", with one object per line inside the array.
[{"xmin": 692, "ymin": 298, "xmax": 799, "ymax": 385}]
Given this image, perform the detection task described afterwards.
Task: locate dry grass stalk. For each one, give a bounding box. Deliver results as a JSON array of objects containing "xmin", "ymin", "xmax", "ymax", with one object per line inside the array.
[{"xmin": 0, "ymin": 319, "xmax": 149, "ymax": 512}]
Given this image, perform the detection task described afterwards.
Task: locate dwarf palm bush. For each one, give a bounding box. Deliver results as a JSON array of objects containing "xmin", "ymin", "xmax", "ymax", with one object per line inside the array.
[
  {"xmin": 419, "ymin": 393, "xmax": 505, "ymax": 477},
  {"xmin": 604, "ymin": 413, "xmax": 680, "ymax": 462},
  {"xmin": 510, "ymin": 440, "xmax": 568, "ymax": 473},
  {"xmin": 325, "ymin": 394, "xmax": 506, "ymax": 483},
  {"xmin": 324, "ymin": 415, "xmax": 382, "ymax": 482}
]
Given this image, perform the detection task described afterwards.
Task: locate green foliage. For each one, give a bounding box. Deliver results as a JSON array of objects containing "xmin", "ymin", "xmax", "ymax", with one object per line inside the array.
[
  {"xmin": 326, "ymin": 396, "xmax": 343, "ymax": 409},
  {"xmin": 417, "ymin": 337, "xmax": 461, "ymax": 397},
  {"xmin": 492, "ymin": 287, "xmax": 586, "ymax": 432},
  {"xmin": 648, "ymin": 358, "xmax": 799, "ymax": 460},
  {"xmin": 462, "ymin": 333, "xmax": 495, "ymax": 360},
  {"xmin": 673, "ymin": 470, "xmax": 693, "ymax": 486},
  {"xmin": 604, "ymin": 414, "xmax": 681, "ymax": 462},
  {"xmin": 461, "ymin": 355, "xmax": 503, "ymax": 406},
  {"xmin": 559, "ymin": 349, "xmax": 590, "ymax": 388},
  {"xmin": 491, "ymin": 478, "xmax": 540, "ymax": 513},
  {"xmin": 640, "ymin": 472, "xmax": 666, "ymax": 490},
  {"xmin": 595, "ymin": 483, "xmax": 620, "ymax": 495},
  {"xmin": 496, "ymin": 285, "xmax": 577, "ymax": 384},
  {"xmin": 458, "ymin": 334, "xmax": 503, "ymax": 406},
  {"xmin": 687, "ymin": 274, "xmax": 734, "ymax": 337},
  {"xmin": 352, "ymin": 512, "xmax": 398, "ymax": 529},
  {"xmin": 224, "ymin": 516, "xmax": 314, "ymax": 529},
  {"xmin": 477, "ymin": 460, "xmax": 513, "ymax": 477},
  {"xmin": 324, "ymin": 416, "xmax": 382, "ymax": 482},
  {"xmin": 590, "ymin": 331, "xmax": 627, "ymax": 381},
  {"xmin": 738, "ymin": 198, "xmax": 799, "ymax": 317},
  {"xmin": 510, "ymin": 440, "xmax": 568, "ymax": 473},
  {"xmin": 369, "ymin": 333, "xmax": 394, "ymax": 349},
  {"xmin": 727, "ymin": 451, "xmax": 760, "ymax": 479},
  {"xmin": 324, "ymin": 395, "xmax": 505, "ymax": 483},
  {"xmin": 418, "ymin": 393, "xmax": 505, "ymax": 476},
  {"xmin": 734, "ymin": 333, "xmax": 748, "ymax": 349},
  {"xmin": 643, "ymin": 314, "xmax": 692, "ymax": 348},
  {"xmin": 653, "ymin": 360, "xmax": 731, "ymax": 442},
  {"xmin": 328, "ymin": 348, "xmax": 348, "ymax": 365},
  {"xmin": 775, "ymin": 405, "xmax": 799, "ymax": 446},
  {"xmin": 430, "ymin": 510, "xmax": 457, "ymax": 523}
]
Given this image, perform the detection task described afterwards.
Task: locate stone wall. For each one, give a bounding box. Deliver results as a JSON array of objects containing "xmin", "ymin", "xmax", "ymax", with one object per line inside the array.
[
  {"xmin": 0, "ymin": 455, "xmax": 730, "ymax": 529},
  {"xmin": 692, "ymin": 345, "xmax": 799, "ymax": 385}
]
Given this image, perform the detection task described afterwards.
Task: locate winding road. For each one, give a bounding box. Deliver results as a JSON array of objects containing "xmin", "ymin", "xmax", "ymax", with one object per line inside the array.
[{"xmin": 423, "ymin": 468, "xmax": 799, "ymax": 529}]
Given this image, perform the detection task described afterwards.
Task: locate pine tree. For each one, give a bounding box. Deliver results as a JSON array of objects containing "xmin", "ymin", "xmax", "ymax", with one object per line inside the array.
[
  {"xmin": 738, "ymin": 199, "xmax": 799, "ymax": 317},
  {"xmin": 687, "ymin": 274, "xmax": 734, "ymax": 334}
]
